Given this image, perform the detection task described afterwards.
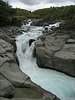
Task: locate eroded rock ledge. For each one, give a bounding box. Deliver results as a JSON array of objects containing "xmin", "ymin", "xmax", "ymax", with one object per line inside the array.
[
  {"xmin": 35, "ymin": 29, "xmax": 75, "ymax": 77},
  {"xmin": 0, "ymin": 26, "xmax": 60, "ymax": 100}
]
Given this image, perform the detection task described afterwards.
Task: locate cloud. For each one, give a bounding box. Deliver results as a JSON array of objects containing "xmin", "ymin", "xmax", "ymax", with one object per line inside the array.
[
  {"xmin": 2, "ymin": 0, "xmax": 75, "ymax": 11},
  {"xmin": 19, "ymin": 0, "xmax": 43, "ymax": 5}
]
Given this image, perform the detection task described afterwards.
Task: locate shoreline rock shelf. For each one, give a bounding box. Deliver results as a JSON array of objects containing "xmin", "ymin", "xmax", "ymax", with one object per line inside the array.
[
  {"xmin": 0, "ymin": 27, "xmax": 60, "ymax": 100},
  {"xmin": 35, "ymin": 30, "xmax": 75, "ymax": 77}
]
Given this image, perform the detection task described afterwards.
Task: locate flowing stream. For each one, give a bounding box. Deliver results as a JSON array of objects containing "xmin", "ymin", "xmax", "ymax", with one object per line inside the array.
[{"xmin": 16, "ymin": 21, "xmax": 75, "ymax": 100}]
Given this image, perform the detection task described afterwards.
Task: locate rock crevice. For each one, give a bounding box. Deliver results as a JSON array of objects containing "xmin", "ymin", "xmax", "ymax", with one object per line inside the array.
[
  {"xmin": 35, "ymin": 30, "xmax": 75, "ymax": 77},
  {"xmin": 0, "ymin": 26, "xmax": 60, "ymax": 100}
]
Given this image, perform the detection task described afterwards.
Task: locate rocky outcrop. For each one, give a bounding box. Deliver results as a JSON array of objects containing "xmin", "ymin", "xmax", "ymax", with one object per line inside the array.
[
  {"xmin": 0, "ymin": 27, "xmax": 60, "ymax": 100},
  {"xmin": 0, "ymin": 97, "xmax": 59, "ymax": 100},
  {"xmin": 31, "ymin": 19, "xmax": 49, "ymax": 26},
  {"xmin": 0, "ymin": 74, "xmax": 14, "ymax": 98},
  {"xmin": 31, "ymin": 19, "xmax": 58, "ymax": 26},
  {"xmin": 35, "ymin": 30, "xmax": 75, "ymax": 77}
]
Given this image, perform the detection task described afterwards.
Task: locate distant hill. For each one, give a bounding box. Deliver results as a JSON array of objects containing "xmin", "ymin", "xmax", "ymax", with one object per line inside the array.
[
  {"xmin": 12, "ymin": 5, "xmax": 75, "ymax": 23},
  {"xmin": 31, "ymin": 5, "xmax": 75, "ymax": 21},
  {"xmin": 0, "ymin": 0, "xmax": 75, "ymax": 27},
  {"xmin": 12, "ymin": 8, "xmax": 31, "ymax": 19}
]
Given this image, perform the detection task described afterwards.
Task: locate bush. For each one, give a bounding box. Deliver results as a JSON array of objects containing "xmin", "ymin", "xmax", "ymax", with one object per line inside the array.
[
  {"xmin": 0, "ymin": 0, "xmax": 12, "ymax": 26},
  {"xmin": 59, "ymin": 19, "xmax": 75, "ymax": 31}
]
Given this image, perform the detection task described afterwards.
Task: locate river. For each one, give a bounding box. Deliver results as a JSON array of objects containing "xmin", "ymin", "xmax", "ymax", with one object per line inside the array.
[{"xmin": 16, "ymin": 21, "xmax": 75, "ymax": 100}]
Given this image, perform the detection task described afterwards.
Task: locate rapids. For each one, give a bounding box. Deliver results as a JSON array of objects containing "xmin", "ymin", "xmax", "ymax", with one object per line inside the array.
[{"xmin": 16, "ymin": 21, "xmax": 75, "ymax": 100}]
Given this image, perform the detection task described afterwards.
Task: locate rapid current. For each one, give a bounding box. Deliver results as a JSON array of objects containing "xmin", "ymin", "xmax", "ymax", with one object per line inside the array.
[{"xmin": 16, "ymin": 20, "xmax": 75, "ymax": 100}]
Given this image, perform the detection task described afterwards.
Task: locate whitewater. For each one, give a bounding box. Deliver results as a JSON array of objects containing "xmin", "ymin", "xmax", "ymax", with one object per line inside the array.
[{"xmin": 16, "ymin": 21, "xmax": 75, "ymax": 100}]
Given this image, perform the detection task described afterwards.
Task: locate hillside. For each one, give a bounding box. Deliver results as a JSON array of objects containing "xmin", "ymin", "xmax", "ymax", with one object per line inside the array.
[
  {"xmin": 31, "ymin": 5, "xmax": 75, "ymax": 21},
  {"xmin": 12, "ymin": 8, "xmax": 31, "ymax": 19},
  {"xmin": 0, "ymin": 0, "xmax": 12, "ymax": 26},
  {"xmin": 0, "ymin": 0, "xmax": 31, "ymax": 26},
  {"xmin": 0, "ymin": 0, "xmax": 75, "ymax": 27}
]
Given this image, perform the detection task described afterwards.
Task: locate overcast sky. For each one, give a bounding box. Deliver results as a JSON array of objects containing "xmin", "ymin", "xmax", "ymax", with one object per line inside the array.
[{"xmin": 3, "ymin": 0, "xmax": 75, "ymax": 11}]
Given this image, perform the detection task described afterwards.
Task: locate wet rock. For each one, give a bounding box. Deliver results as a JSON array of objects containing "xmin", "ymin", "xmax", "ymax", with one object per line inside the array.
[
  {"xmin": 33, "ymin": 47, "xmax": 36, "ymax": 57},
  {"xmin": 0, "ymin": 26, "xmax": 60, "ymax": 100},
  {"xmin": 29, "ymin": 39, "xmax": 35, "ymax": 46}
]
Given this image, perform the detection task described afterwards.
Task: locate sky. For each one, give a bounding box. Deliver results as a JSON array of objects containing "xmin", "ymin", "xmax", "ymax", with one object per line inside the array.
[{"xmin": 3, "ymin": 0, "xmax": 75, "ymax": 11}]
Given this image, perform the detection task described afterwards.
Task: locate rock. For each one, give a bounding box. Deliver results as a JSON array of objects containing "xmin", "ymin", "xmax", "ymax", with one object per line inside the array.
[
  {"xmin": 0, "ymin": 39, "xmax": 14, "ymax": 53},
  {"xmin": 31, "ymin": 19, "xmax": 49, "ymax": 26},
  {"xmin": 54, "ymin": 39, "xmax": 75, "ymax": 76},
  {"xmin": 0, "ymin": 97, "xmax": 59, "ymax": 100},
  {"xmin": 13, "ymin": 82, "xmax": 60, "ymax": 100},
  {"xmin": 0, "ymin": 39, "xmax": 29, "ymax": 87},
  {"xmin": 1, "ymin": 36, "xmax": 16, "ymax": 52},
  {"xmin": 0, "ymin": 74, "xmax": 14, "ymax": 98},
  {"xmin": 33, "ymin": 47, "xmax": 36, "ymax": 57},
  {"xmin": 0, "ymin": 27, "xmax": 60, "ymax": 100},
  {"xmin": 0, "ymin": 62, "xmax": 30, "ymax": 87},
  {"xmin": 13, "ymin": 53, "xmax": 19, "ymax": 65},
  {"xmin": 29, "ymin": 39, "xmax": 35, "ymax": 46},
  {"xmin": 35, "ymin": 32, "xmax": 75, "ymax": 77},
  {"xmin": 0, "ymin": 97, "xmax": 9, "ymax": 100}
]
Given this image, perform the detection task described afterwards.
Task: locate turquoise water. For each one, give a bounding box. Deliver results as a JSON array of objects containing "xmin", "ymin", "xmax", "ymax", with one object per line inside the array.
[{"xmin": 16, "ymin": 23, "xmax": 75, "ymax": 100}]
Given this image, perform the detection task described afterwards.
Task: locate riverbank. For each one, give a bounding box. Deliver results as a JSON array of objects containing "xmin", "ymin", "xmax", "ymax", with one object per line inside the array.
[
  {"xmin": 35, "ymin": 21, "xmax": 75, "ymax": 77},
  {"xmin": 0, "ymin": 26, "xmax": 60, "ymax": 100}
]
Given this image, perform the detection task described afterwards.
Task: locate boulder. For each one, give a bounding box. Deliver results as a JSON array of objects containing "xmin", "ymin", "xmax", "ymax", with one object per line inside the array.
[
  {"xmin": 35, "ymin": 32, "xmax": 75, "ymax": 77},
  {"xmin": 0, "ymin": 38, "xmax": 29, "ymax": 87},
  {"xmin": 31, "ymin": 19, "xmax": 49, "ymax": 26},
  {"xmin": 0, "ymin": 27, "xmax": 60, "ymax": 100},
  {"xmin": 0, "ymin": 62, "xmax": 30, "ymax": 87},
  {"xmin": 0, "ymin": 74, "xmax": 14, "ymax": 98},
  {"xmin": 54, "ymin": 39, "xmax": 75, "ymax": 76}
]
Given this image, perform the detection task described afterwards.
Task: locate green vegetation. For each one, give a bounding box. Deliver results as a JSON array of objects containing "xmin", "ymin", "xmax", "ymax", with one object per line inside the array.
[
  {"xmin": 31, "ymin": 5, "xmax": 75, "ymax": 21},
  {"xmin": 12, "ymin": 5, "xmax": 75, "ymax": 21},
  {"xmin": 0, "ymin": 0, "xmax": 12, "ymax": 26},
  {"xmin": 31, "ymin": 5, "xmax": 75, "ymax": 30},
  {"xmin": 59, "ymin": 19, "xmax": 75, "ymax": 31},
  {"xmin": 0, "ymin": 0, "xmax": 31, "ymax": 26},
  {"xmin": 0, "ymin": 0, "xmax": 75, "ymax": 27},
  {"xmin": 12, "ymin": 8, "xmax": 31, "ymax": 19}
]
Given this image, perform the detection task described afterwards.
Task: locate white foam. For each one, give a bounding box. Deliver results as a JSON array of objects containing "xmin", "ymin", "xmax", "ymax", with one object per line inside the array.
[{"xmin": 16, "ymin": 23, "xmax": 75, "ymax": 100}]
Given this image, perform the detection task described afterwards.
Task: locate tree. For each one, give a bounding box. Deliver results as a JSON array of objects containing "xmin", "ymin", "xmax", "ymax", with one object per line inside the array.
[{"xmin": 0, "ymin": 0, "xmax": 12, "ymax": 26}]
